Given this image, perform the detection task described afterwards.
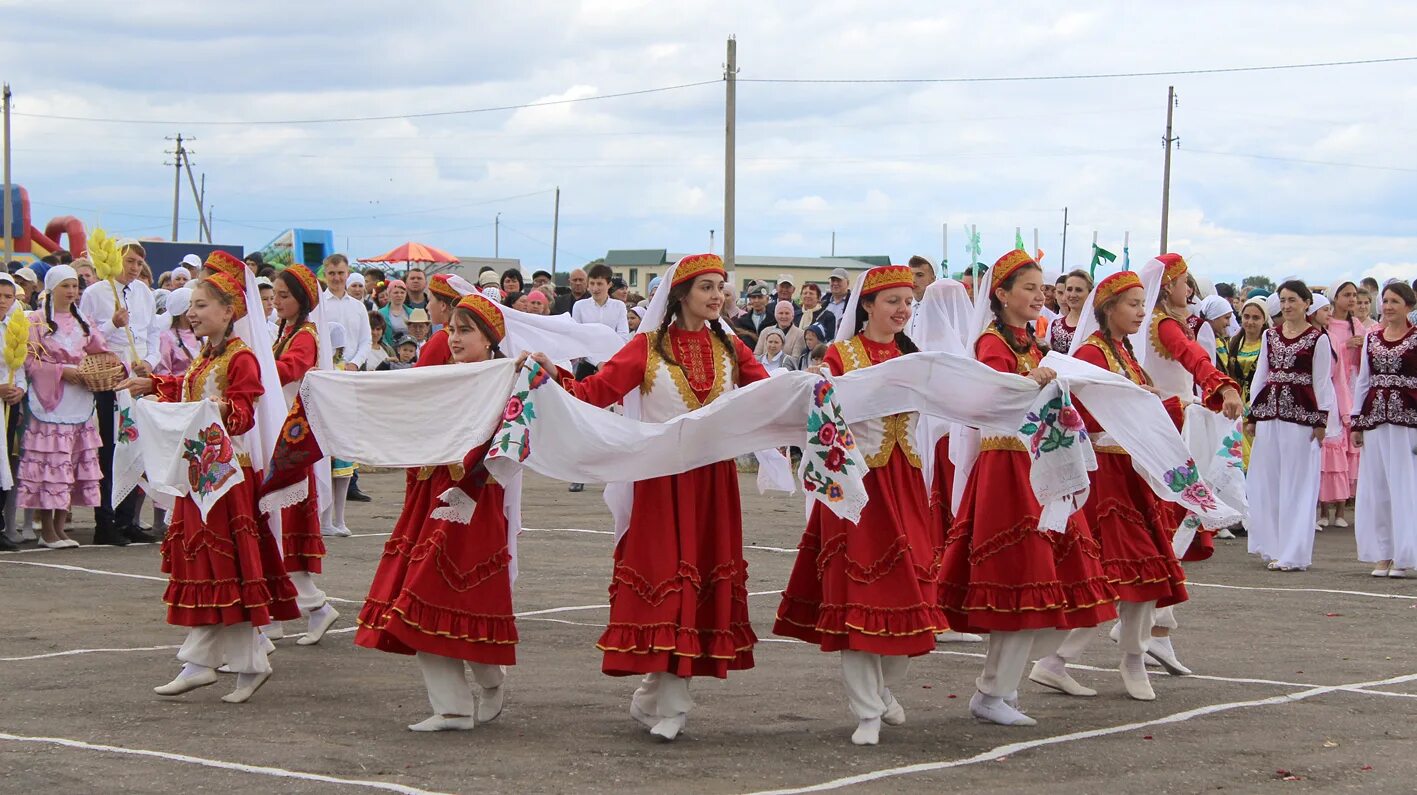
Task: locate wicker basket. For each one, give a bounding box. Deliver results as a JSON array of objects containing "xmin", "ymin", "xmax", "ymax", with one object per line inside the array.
[{"xmin": 78, "ymin": 352, "xmax": 127, "ymax": 392}]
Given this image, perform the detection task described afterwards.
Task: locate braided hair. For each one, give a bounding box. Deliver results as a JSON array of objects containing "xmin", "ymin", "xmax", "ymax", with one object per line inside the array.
[
  {"xmin": 852, "ymin": 295, "xmax": 919, "ymax": 354},
  {"xmin": 987, "ymin": 262, "xmax": 1042, "ymax": 356},
  {"xmin": 653, "ymin": 279, "xmax": 740, "ymax": 369},
  {"xmin": 273, "ymin": 269, "xmax": 314, "ymax": 358},
  {"xmin": 43, "ymin": 291, "xmax": 90, "ymax": 337}
]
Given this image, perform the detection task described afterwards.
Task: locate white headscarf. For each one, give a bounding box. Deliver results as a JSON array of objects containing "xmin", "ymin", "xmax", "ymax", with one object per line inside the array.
[
  {"xmin": 231, "ymin": 267, "xmax": 287, "ymax": 474},
  {"xmin": 912, "ymin": 278, "xmax": 973, "ymax": 356},
  {"xmin": 1198, "ymin": 294, "xmax": 1234, "ymax": 321},
  {"xmin": 44, "ymin": 264, "xmax": 78, "ymax": 293},
  {"xmin": 170, "ymin": 265, "xmax": 192, "ymax": 281},
  {"xmin": 638, "ymin": 255, "xmax": 735, "ymax": 339},
  {"xmin": 1307, "ymin": 293, "xmax": 1331, "ymax": 317},
  {"xmin": 162, "ymin": 286, "xmax": 193, "ymax": 328},
  {"xmin": 1110, "ymin": 258, "xmax": 1172, "ymax": 371},
  {"xmin": 833, "ymin": 271, "xmax": 870, "ymax": 343}
]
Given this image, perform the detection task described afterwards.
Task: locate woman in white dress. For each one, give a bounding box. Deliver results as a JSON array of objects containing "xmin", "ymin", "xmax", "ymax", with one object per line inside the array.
[{"xmin": 1245, "ymin": 280, "xmax": 1339, "ymax": 572}]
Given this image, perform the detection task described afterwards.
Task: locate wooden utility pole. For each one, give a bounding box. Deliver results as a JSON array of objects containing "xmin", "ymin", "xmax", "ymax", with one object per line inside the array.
[
  {"xmin": 1060, "ymin": 207, "xmax": 1069, "ymax": 270},
  {"xmin": 550, "ymin": 186, "xmax": 560, "ymax": 275},
  {"xmin": 723, "ymin": 36, "xmax": 737, "ymax": 272},
  {"xmin": 182, "ymin": 156, "xmax": 210, "ymax": 242},
  {"xmin": 2, "ymin": 83, "xmax": 11, "ymax": 263},
  {"xmin": 169, "ymin": 133, "xmax": 185, "ymax": 240},
  {"xmin": 1160, "ymin": 85, "xmax": 1178, "ymax": 254}
]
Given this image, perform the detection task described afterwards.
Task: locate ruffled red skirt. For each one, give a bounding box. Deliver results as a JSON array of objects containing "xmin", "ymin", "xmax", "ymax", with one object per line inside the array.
[
  {"xmin": 599, "ymin": 460, "xmax": 756, "ymax": 679},
  {"xmin": 774, "ymin": 450, "xmax": 947, "ymax": 656},
  {"xmin": 938, "ymin": 448, "xmax": 1117, "ymax": 633},
  {"xmin": 356, "ymin": 467, "xmax": 516, "ymax": 665},
  {"xmin": 161, "ymin": 466, "xmax": 300, "ymax": 627},
  {"xmin": 279, "ymin": 469, "xmax": 326, "ymax": 574},
  {"xmin": 1084, "ymin": 453, "xmax": 1189, "ymax": 606},
  {"xmin": 929, "ymin": 434, "xmax": 956, "ymax": 530}
]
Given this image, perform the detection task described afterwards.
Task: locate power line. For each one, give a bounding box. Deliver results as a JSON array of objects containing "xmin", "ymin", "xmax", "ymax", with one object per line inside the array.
[
  {"xmin": 1183, "ymin": 148, "xmax": 1417, "ymax": 174},
  {"xmin": 12, "ymin": 80, "xmax": 722, "ymax": 126},
  {"xmin": 742, "ymin": 55, "xmax": 1417, "ymax": 84}
]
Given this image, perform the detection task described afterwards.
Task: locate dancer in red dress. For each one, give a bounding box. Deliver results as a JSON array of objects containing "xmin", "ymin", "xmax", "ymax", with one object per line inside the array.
[
  {"xmin": 527, "ymin": 254, "xmax": 766, "ymax": 742},
  {"xmin": 1138, "ymin": 255, "xmax": 1243, "ymax": 673},
  {"xmin": 1029, "ymin": 270, "xmax": 1201, "ymax": 701},
  {"xmin": 773, "ymin": 265, "xmax": 948, "ymax": 746},
  {"xmin": 120, "ymin": 272, "xmax": 299, "ymax": 703},
  {"xmin": 937, "ymin": 251, "xmax": 1117, "ymax": 727},
  {"xmin": 357, "ymin": 293, "xmax": 516, "ymax": 732},
  {"xmin": 264, "ymin": 264, "xmax": 340, "ymax": 644}
]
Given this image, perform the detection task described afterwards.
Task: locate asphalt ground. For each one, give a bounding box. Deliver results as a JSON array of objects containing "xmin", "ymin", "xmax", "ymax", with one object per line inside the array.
[{"xmin": 2, "ymin": 470, "xmax": 1414, "ymax": 794}]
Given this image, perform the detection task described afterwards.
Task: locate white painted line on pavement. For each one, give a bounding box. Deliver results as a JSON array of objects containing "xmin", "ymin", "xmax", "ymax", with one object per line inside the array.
[
  {"xmin": 1, "ymin": 645, "xmax": 182, "ymax": 662},
  {"xmin": 0, "ymin": 559, "xmax": 165, "ymax": 581},
  {"xmin": 1187, "ymin": 581, "xmax": 1417, "ymax": 600},
  {"xmin": 738, "ymin": 671, "xmax": 1417, "ymax": 795},
  {"xmin": 0, "ymin": 731, "xmax": 453, "ymax": 795}
]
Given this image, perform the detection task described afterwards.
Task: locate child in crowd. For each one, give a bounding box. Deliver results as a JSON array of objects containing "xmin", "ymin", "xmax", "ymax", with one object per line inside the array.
[
  {"xmin": 21, "ymin": 265, "xmax": 107, "ymax": 548},
  {"xmin": 366, "ymin": 311, "xmax": 395, "ymax": 370}
]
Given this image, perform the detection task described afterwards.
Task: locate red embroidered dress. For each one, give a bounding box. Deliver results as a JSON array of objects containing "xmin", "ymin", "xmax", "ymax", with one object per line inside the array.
[
  {"xmin": 1249, "ymin": 326, "xmax": 1329, "ymax": 428},
  {"xmin": 268, "ymin": 322, "xmax": 324, "ymax": 574},
  {"xmin": 1353, "ymin": 325, "xmax": 1417, "ymax": 431},
  {"xmin": 566, "ymin": 325, "xmax": 767, "ymax": 678},
  {"xmin": 1073, "ymin": 332, "xmax": 1189, "ymax": 607},
  {"xmin": 354, "ymin": 329, "xmax": 518, "ymax": 663},
  {"xmin": 152, "ymin": 338, "xmax": 300, "ymax": 627},
  {"xmin": 774, "ymin": 335, "xmax": 947, "ymax": 655},
  {"xmin": 937, "ymin": 325, "xmax": 1117, "ymax": 633}
]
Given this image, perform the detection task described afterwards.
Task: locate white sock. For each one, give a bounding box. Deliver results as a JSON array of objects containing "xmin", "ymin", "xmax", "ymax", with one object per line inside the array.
[
  {"xmin": 332, "ymin": 476, "xmax": 351, "ymax": 529},
  {"xmin": 1122, "ymin": 652, "xmax": 1147, "ymax": 676},
  {"xmin": 179, "ymin": 662, "xmax": 211, "ymax": 679}
]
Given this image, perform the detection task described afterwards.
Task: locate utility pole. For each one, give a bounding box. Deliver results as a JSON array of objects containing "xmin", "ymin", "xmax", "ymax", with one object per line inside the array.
[
  {"xmin": 1060, "ymin": 206, "xmax": 1069, "ymax": 270},
  {"xmin": 208, "ymin": 204, "xmax": 214, "ymax": 243},
  {"xmin": 550, "ymin": 187, "xmax": 560, "ymax": 275},
  {"xmin": 830, "ymin": 230, "xmax": 835, "ymax": 257},
  {"xmin": 941, "ymin": 223, "xmax": 947, "ymax": 270},
  {"xmin": 723, "ymin": 35, "xmax": 737, "ymax": 273},
  {"xmin": 182, "ymin": 156, "xmax": 210, "ymax": 242},
  {"xmin": 1160, "ymin": 85, "xmax": 1178, "ymax": 254},
  {"xmin": 167, "ymin": 133, "xmax": 187, "ymax": 241},
  {"xmin": 198, "ymin": 173, "xmax": 206, "ymax": 242},
  {"xmin": 2, "ymin": 83, "xmax": 12, "ymax": 264},
  {"xmin": 494, "ymin": 212, "xmax": 501, "ymax": 258},
  {"xmin": 708, "ymin": 229, "xmax": 714, "ymax": 253}
]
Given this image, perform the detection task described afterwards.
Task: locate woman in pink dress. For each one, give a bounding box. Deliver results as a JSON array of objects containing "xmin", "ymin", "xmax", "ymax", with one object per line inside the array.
[{"xmin": 1322, "ymin": 280, "xmax": 1364, "ymax": 526}]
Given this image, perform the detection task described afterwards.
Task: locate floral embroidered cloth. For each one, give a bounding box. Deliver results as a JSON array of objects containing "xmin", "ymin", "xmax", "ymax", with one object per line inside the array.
[
  {"xmin": 112, "ymin": 390, "xmax": 147, "ymax": 507},
  {"xmin": 1172, "ymin": 403, "xmax": 1248, "ymax": 553},
  {"xmin": 130, "ymin": 398, "xmax": 245, "ymax": 521},
  {"xmin": 1039, "ymin": 352, "xmax": 1242, "ymax": 532}
]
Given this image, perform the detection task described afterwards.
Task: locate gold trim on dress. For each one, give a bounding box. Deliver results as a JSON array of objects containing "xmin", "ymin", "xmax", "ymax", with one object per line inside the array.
[
  {"xmin": 980, "ymin": 326, "xmax": 1040, "ymax": 374},
  {"xmin": 979, "ymin": 436, "xmax": 1027, "ymax": 453},
  {"xmin": 641, "ymin": 329, "xmax": 728, "ymax": 410},
  {"xmin": 835, "ymin": 337, "xmax": 922, "ymax": 467}
]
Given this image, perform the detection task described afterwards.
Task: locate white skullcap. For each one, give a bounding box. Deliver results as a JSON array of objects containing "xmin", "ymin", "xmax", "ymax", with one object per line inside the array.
[{"xmin": 44, "ymin": 264, "xmax": 78, "ymax": 293}]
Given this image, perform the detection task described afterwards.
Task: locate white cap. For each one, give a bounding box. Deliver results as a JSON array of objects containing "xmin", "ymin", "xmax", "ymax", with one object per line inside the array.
[
  {"xmin": 776, "ymin": 273, "xmax": 795, "ymax": 286},
  {"xmin": 180, "ymin": 254, "xmax": 202, "ymax": 270}
]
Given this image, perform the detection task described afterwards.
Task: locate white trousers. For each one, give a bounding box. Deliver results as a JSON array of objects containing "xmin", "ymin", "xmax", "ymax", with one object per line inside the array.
[
  {"xmin": 1355, "ymin": 425, "xmax": 1417, "ymax": 568},
  {"xmin": 978, "ymin": 630, "xmax": 1063, "ymax": 698},
  {"xmin": 840, "ymin": 650, "xmax": 910, "ymax": 720},
  {"xmin": 631, "ymin": 673, "xmax": 694, "ymax": 719},
  {"xmin": 1248, "ymin": 421, "xmax": 1322, "ymax": 569},
  {"xmin": 415, "ymin": 652, "xmax": 505, "ymax": 717},
  {"xmin": 288, "ymin": 571, "xmax": 328, "ymax": 614},
  {"xmin": 178, "ymin": 624, "xmax": 268, "ymax": 675},
  {"xmin": 1054, "ymin": 600, "xmax": 1156, "ymax": 661}
]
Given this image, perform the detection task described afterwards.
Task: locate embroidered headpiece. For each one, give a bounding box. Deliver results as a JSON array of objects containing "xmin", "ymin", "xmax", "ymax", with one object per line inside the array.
[
  {"xmin": 859, "ymin": 265, "xmax": 913, "ymax": 296},
  {"xmin": 284, "ymin": 264, "xmax": 321, "ymax": 308},
  {"xmin": 429, "ymin": 273, "xmax": 462, "ymax": 302},
  {"xmin": 1157, "ymin": 253, "xmax": 1188, "ymax": 284},
  {"xmin": 671, "ymin": 253, "xmax": 726, "ymax": 287},
  {"xmin": 990, "ymin": 250, "xmax": 1038, "ymax": 293},
  {"xmin": 202, "ymin": 271, "xmax": 248, "ymax": 321},
  {"xmin": 1094, "ymin": 270, "xmax": 1143, "ymax": 306},
  {"xmin": 455, "ymin": 293, "xmax": 506, "ymax": 343},
  {"xmin": 205, "ymin": 250, "xmax": 246, "ymax": 281}
]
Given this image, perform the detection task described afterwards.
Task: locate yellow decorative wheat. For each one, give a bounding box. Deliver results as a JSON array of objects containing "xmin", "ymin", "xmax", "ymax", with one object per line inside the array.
[{"xmin": 87, "ymin": 227, "xmax": 138, "ymax": 363}]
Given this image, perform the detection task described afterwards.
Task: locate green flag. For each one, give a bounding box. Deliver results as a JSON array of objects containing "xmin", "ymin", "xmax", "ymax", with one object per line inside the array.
[
  {"xmin": 1089, "ymin": 244, "xmax": 1117, "ymax": 279},
  {"xmin": 1014, "ymin": 230, "xmax": 1026, "ymax": 251}
]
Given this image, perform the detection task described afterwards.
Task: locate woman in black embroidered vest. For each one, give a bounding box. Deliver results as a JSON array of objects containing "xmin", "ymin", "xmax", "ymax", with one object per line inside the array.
[{"xmin": 1245, "ymin": 281, "xmax": 1338, "ymax": 572}]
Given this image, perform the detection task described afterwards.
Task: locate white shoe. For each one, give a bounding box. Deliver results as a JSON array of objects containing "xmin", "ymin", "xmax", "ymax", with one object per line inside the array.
[
  {"xmin": 1120, "ymin": 654, "xmax": 1156, "ymax": 701},
  {"xmin": 1145, "ymin": 636, "xmax": 1192, "ymax": 676},
  {"xmin": 477, "ymin": 686, "xmax": 505, "ymax": 723},
  {"xmin": 881, "ymin": 695, "xmax": 905, "ymax": 726},
  {"xmin": 1216, "ymin": 528, "xmax": 1236, "ymax": 540},
  {"xmin": 969, "ymin": 691, "xmax": 1037, "ymax": 726},
  {"xmin": 1318, "ymin": 515, "xmax": 1331, "ymax": 528},
  {"xmin": 320, "ymin": 525, "xmax": 351, "ymax": 538},
  {"xmin": 1029, "ymin": 660, "xmax": 1097, "ymax": 697},
  {"xmin": 297, "ymin": 606, "xmax": 340, "ymax": 646},
  {"xmin": 221, "ymin": 670, "xmax": 272, "ymax": 703},
  {"xmin": 629, "ymin": 699, "xmax": 657, "ymax": 730},
  {"xmin": 936, "ymin": 630, "xmax": 984, "ymax": 643},
  {"xmin": 649, "ymin": 714, "xmax": 686, "ymax": 741},
  {"xmin": 154, "ymin": 667, "xmax": 217, "ymax": 696},
  {"xmin": 1334, "ymin": 517, "xmax": 1349, "ymax": 528},
  {"xmin": 1389, "ymin": 569, "xmax": 1409, "ymax": 579},
  {"xmin": 408, "ymin": 714, "xmax": 476, "ymax": 732},
  {"xmin": 38, "ymin": 538, "xmax": 70, "ymax": 549},
  {"xmin": 1372, "ymin": 565, "xmax": 1393, "ymax": 577},
  {"xmin": 851, "ymin": 717, "xmax": 881, "ymax": 745}
]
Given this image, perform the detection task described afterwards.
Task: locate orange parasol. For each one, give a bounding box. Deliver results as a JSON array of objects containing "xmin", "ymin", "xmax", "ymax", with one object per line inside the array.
[{"xmin": 357, "ymin": 242, "xmax": 460, "ymax": 273}]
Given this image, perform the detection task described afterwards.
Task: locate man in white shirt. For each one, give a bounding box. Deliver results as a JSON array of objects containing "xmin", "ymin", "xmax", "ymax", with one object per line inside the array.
[
  {"xmin": 907, "ymin": 255, "xmax": 937, "ymax": 340},
  {"xmin": 79, "ymin": 239, "xmax": 162, "ymax": 546},
  {"xmin": 567, "ymin": 263, "xmax": 628, "ymax": 492},
  {"xmin": 320, "ymin": 254, "xmax": 372, "ymax": 371}
]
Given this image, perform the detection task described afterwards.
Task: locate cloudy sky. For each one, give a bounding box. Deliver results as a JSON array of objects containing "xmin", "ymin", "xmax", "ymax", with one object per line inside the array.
[{"xmin": 5, "ymin": 1, "xmax": 1416, "ymax": 285}]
